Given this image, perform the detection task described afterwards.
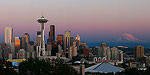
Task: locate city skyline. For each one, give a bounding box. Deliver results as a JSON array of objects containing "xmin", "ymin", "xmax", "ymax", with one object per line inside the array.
[
  {"xmin": 0, "ymin": 1, "xmax": 150, "ymax": 74},
  {"xmin": 0, "ymin": 0, "xmax": 150, "ymax": 44}
]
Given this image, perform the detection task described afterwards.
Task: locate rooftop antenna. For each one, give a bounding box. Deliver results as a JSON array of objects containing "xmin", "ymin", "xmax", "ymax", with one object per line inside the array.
[
  {"xmin": 42, "ymin": 12, "xmax": 43, "ymax": 17},
  {"xmin": 41, "ymin": 10, "xmax": 44, "ymax": 18}
]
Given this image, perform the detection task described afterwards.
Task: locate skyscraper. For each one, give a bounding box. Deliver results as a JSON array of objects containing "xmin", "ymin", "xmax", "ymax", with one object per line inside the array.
[
  {"xmin": 70, "ymin": 37, "xmax": 74, "ymax": 46},
  {"xmin": 57, "ymin": 34, "xmax": 63, "ymax": 47},
  {"xmin": 24, "ymin": 33, "xmax": 30, "ymax": 44},
  {"xmin": 134, "ymin": 46, "xmax": 144, "ymax": 60},
  {"xmin": 5, "ymin": 27, "xmax": 13, "ymax": 44},
  {"xmin": 48, "ymin": 25, "xmax": 55, "ymax": 43},
  {"xmin": 65, "ymin": 29, "xmax": 71, "ymax": 53},
  {"xmin": 76, "ymin": 35, "xmax": 80, "ymax": 50},
  {"xmin": 37, "ymin": 16, "xmax": 48, "ymax": 56},
  {"xmin": 20, "ymin": 37, "xmax": 25, "ymax": 49},
  {"xmin": 14, "ymin": 37, "xmax": 20, "ymax": 52}
]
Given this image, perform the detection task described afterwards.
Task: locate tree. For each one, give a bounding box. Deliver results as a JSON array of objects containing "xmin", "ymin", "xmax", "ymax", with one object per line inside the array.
[
  {"xmin": 19, "ymin": 58, "xmax": 79, "ymax": 75},
  {"xmin": 0, "ymin": 62, "xmax": 17, "ymax": 75}
]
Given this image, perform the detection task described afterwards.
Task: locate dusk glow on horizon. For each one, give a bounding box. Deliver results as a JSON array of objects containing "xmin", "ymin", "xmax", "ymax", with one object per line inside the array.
[{"xmin": 0, "ymin": 0, "xmax": 150, "ymax": 43}]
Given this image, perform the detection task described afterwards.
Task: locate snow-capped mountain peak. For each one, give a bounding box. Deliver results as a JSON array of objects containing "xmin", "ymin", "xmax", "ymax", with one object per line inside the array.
[{"xmin": 118, "ymin": 33, "xmax": 141, "ymax": 42}]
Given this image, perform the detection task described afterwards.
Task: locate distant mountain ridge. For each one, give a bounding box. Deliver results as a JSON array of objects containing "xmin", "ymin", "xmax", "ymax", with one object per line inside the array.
[
  {"xmin": 117, "ymin": 33, "xmax": 143, "ymax": 42},
  {"xmin": 86, "ymin": 33, "xmax": 148, "ymax": 47}
]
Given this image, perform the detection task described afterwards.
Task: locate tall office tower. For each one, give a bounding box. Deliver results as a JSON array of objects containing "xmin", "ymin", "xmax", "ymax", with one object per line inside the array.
[
  {"xmin": 24, "ymin": 33, "xmax": 30, "ymax": 44},
  {"xmin": 36, "ymin": 31, "xmax": 41, "ymax": 46},
  {"xmin": 76, "ymin": 35, "xmax": 80, "ymax": 50},
  {"xmin": 111, "ymin": 47, "xmax": 118, "ymax": 60},
  {"xmin": 64, "ymin": 29, "xmax": 71, "ymax": 53},
  {"xmin": 48, "ymin": 25, "xmax": 55, "ymax": 43},
  {"xmin": 56, "ymin": 34, "xmax": 63, "ymax": 47},
  {"xmin": 20, "ymin": 37, "xmax": 25, "ymax": 49},
  {"xmin": 14, "ymin": 37, "xmax": 20, "ymax": 53},
  {"xmin": 134, "ymin": 46, "xmax": 144, "ymax": 60},
  {"xmin": 5, "ymin": 27, "xmax": 13, "ymax": 44},
  {"xmin": 70, "ymin": 37, "xmax": 74, "ymax": 46},
  {"xmin": 37, "ymin": 16, "xmax": 48, "ymax": 56},
  {"xmin": 101, "ymin": 42, "xmax": 107, "ymax": 47}
]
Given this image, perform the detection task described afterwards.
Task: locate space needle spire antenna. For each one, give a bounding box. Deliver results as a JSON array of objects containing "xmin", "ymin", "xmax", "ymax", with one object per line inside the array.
[{"xmin": 42, "ymin": 11, "xmax": 44, "ymax": 17}]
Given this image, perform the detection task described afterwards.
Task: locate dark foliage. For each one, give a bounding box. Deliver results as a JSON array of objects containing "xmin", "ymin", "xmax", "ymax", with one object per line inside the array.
[
  {"xmin": 19, "ymin": 58, "xmax": 79, "ymax": 75},
  {"xmin": 0, "ymin": 61, "xmax": 17, "ymax": 75}
]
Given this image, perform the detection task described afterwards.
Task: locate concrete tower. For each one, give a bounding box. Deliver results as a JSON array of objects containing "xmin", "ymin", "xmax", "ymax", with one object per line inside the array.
[{"xmin": 37, "ymin": 16, "xmax": 48, "ymax": 56}]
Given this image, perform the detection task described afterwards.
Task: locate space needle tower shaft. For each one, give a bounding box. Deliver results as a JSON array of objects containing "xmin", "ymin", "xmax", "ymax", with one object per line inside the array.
[{"xmin": 37, "ymin": 16, "xmax": 48, "ymax": 56}]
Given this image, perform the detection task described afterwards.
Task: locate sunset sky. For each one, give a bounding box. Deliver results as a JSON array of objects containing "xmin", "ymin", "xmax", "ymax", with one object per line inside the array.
[{"xmin": 0, "ymin": 0, "xmax": 150, "ymax": 43}]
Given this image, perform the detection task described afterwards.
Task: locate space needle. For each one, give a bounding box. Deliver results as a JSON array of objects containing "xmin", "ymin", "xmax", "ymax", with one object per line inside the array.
[{"xmin": 37, "ymin": 16, "xmax": 48, "ymax": 56}]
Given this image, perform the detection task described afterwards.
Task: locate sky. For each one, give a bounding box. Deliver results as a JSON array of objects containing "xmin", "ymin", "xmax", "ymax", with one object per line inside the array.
[{"xmin": 0, "ymin": 0, "xmax": 150, "ymax": 44}]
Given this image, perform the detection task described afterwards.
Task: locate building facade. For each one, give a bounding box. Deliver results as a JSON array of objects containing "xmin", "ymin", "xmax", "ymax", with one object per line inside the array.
[
  {"xmin": 5, "ymin": 27, "xmax": 13, "ymax": 44},
  {"xmin": 64, "ymin": 29, "xmax": 71, "ymax": 53},
  {"xmin": 134, "ymin": 46, "xmax": 144, "ymax": 60},
  {"xmin": 48, "ymin": 25, "xmax": 55, "ymax": 43}
]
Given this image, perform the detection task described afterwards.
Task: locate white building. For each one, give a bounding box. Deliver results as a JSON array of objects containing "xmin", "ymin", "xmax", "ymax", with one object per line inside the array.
[{"xmin": 5, "ymin": 27, "xmax": 13, "ymax": 44}]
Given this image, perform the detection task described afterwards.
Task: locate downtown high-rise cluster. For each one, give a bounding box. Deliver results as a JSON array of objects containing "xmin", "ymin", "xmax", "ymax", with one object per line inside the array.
[{"xmin": 0, "ymin": 16, "xmax": 81, "ymax": 60}]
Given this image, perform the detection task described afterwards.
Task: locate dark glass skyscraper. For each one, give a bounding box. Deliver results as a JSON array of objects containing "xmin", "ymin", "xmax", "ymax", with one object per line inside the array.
[
  {"xmin": 24, "ymin": 33, "xmax": 30, "ymax": 44},
  {"xmin": 48, "ymin": 25, "xmax": 55, "ymax": 43},
  {"xmin": 70, "ymin": 37, "xmax": 74, "ymax": 46}
]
